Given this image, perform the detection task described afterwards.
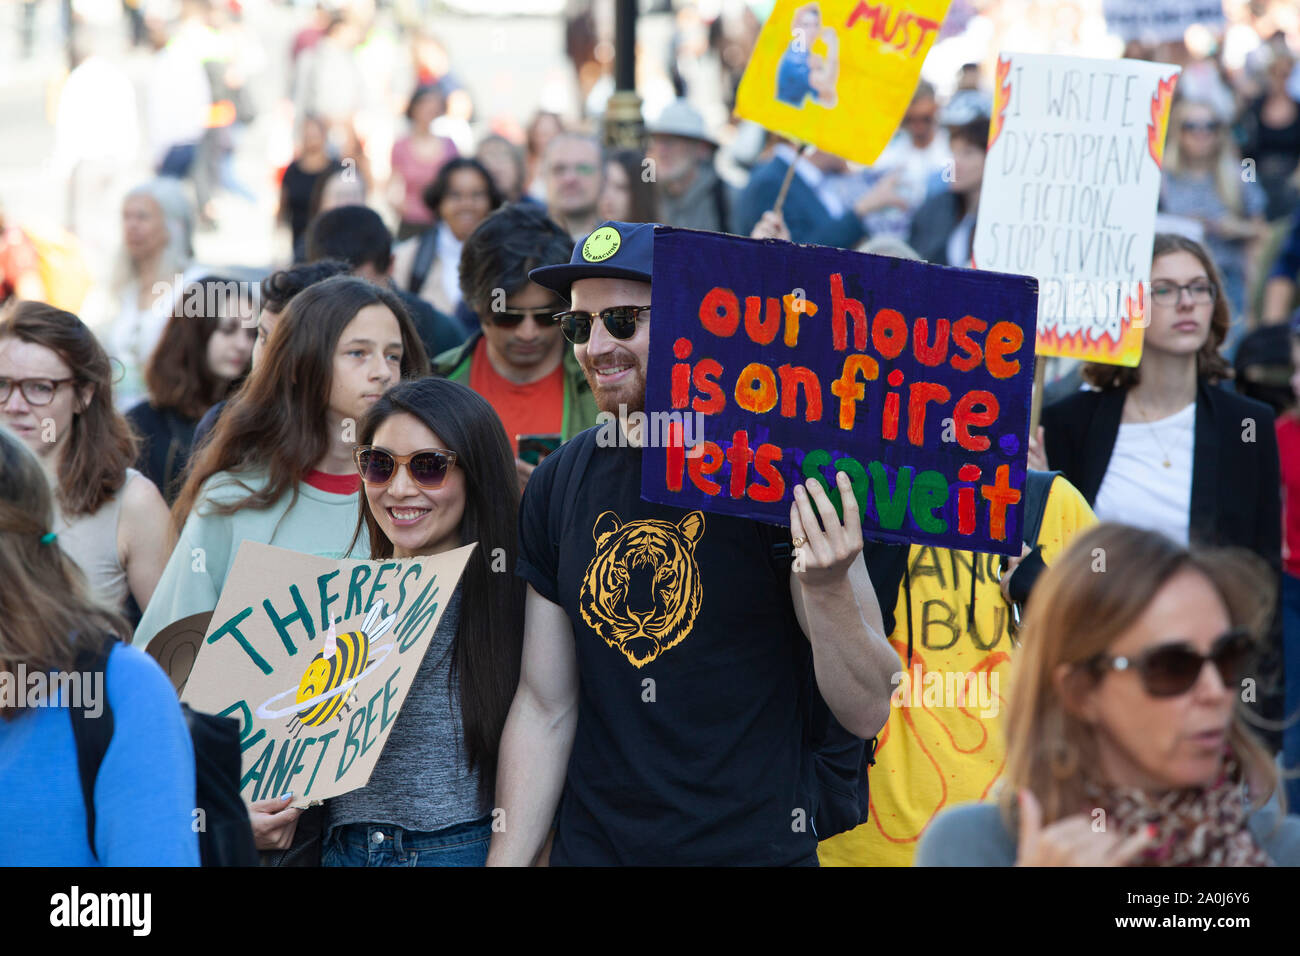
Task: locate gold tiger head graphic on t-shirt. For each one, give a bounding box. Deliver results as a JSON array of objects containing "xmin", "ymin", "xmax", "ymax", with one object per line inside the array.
[{"xmin": 578, "ymin": 510, "xmax": 705, "ymax": 667}]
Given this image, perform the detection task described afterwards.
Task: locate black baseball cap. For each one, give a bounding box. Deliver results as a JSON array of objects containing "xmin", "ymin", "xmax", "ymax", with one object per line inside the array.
[{"xmin": 529, "ymin": 221, "xmax": 655, "ymax": 301}]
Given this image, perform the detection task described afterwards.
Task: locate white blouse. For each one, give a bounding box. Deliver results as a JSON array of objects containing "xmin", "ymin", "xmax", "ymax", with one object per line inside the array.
[{"xmin": 1094, "ymin": 401, "xmax": 1196, "ymax": 545}]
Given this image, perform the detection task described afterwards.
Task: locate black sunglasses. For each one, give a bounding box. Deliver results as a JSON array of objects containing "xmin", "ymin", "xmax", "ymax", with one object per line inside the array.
[
  {"xmin": 483, "ymin": 307, "xmax": 562, "ymax": 329},
  {"xmin": 1085, "ymin": 629, "xmax": 1254, "ymax": 698},
  {"xmin": 555, "ymin": 305, "xmax": 651, "ymax": 345},
  {"xmin": 354, "ymin": 445, "xmax": 458, "ymax": 489}
]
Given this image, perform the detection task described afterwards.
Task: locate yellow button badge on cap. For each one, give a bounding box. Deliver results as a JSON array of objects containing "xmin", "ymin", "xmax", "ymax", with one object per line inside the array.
[{"xmin": 582, "ymin": 226, "xmax": 622, "ymax": 262}]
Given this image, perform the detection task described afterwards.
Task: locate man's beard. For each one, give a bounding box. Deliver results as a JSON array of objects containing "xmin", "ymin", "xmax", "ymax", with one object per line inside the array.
[{"xmin": 581, "ymin": 356, "xmax": 646, "ymax": 415}]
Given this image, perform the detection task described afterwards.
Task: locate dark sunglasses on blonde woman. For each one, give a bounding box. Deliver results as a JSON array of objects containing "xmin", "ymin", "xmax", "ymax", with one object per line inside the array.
[
  {"xmin": 354, "ymin": 446, "xmax": 457, "ymax": 489},
  {"xmin": 1085, "ymin": 629, "xmax": 1254, "ymax": 698}
]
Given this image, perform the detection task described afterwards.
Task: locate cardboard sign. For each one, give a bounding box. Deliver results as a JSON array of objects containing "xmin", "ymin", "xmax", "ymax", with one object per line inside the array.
[
  {"xmin": 181, "ymin": 541, "xmax": 474, "ymax": 806},
  {"xmin": 735, "ymin": 0, "xmax": 952, "ymax": 165},
  {"xmin": 640, "ymin": 228, "xmax": 1038, "ymax": 557},
  {"xmin": 972, "ymin": 53, "xmax": 1179, "ymax": 367},
  {"xmin": 1103, "ymin": 0, "xmax": 1224, "ymax": 45}
]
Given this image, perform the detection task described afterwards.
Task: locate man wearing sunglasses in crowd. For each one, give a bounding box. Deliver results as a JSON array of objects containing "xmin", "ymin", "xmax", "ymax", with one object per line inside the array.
[
  {"xmin": 433, "ymin": 205, "xmax": 598, "ymax": 492},
  {"xmin": 487, "ymin": 221, "xmax": 900, "ymax": 866}
]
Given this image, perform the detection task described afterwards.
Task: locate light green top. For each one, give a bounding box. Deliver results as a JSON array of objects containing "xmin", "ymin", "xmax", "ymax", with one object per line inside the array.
[{"xmin": 133, "ymin": 470, "xmax": 367, "ymax": 649}]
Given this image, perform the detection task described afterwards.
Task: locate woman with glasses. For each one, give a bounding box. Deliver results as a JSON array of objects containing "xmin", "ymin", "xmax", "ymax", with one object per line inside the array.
[
  {"xmin": 0, "ymin": 302, "xmax": 171, "ymax": 616},
  {"xmin": 134, "ymin": 276, "xmax": 429, "ymax": 652},
  {"xmin": 1039, "ymin": 234, "xmax": 1280, "ymax": 567},
  {"xmin": 1159, "ymin": 98, "xmax": 1268, "ymax": 342},
  {"xmin": 307, "ymin": 377, "xmax": 523, "ymax": 866},
  {"xmin": 918, "ymin": 523, "xmax": 1297, "ymax": 866}
]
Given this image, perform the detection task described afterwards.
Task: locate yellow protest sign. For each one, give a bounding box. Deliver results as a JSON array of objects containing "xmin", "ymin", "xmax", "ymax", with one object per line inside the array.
[{"xmin": 735, "ymin": 0, "xmax": 952, "ymax": 165}]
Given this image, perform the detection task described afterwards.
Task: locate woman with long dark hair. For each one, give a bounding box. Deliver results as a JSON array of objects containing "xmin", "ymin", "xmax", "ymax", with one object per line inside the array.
[
  {"xmin": 133, "ymin": 275, "xmax": 430, "ymax": 649},
  {"xmin": 307, "ymin": 377, "xmax": 523, "ymax": 866},
  {"xmin": 126, "ymin": 276, "xmax": 255, "ymax": 503},
  {"xmin": 0, "ymin": 301, "xmax": 172, "ymax": 614},
  {"xmin": 0, "ymin": 429, "xmax": 197, "ymax": 865},
  {"xmin": 391, "ymin": 157, "xmax": 502, "ymax": 320}
]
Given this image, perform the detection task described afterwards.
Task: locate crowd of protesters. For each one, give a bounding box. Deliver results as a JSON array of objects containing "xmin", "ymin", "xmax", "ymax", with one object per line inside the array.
[{"xmin": 4, "ymin": 0, "xmax": 1300, "ymax": 868}]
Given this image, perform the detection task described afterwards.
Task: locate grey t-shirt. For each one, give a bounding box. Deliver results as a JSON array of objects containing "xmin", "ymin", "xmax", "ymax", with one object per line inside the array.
[{"xmin": 327, "ymin": 583, "xmax": 489, "ymax": 833}]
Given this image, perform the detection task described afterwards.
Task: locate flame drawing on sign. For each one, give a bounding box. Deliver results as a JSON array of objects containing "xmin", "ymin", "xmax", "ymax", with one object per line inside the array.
[
  {"xmin": 1147, "ymin": 74, "xmax": 1179, "ymax": 169},
  {"xmin": 1036, "ymin": 284, "xmax": 1146, "ymax": 366},
  {"xmin": 988, "ymin": 55, "xmax": 1012, "ymax": 149}
]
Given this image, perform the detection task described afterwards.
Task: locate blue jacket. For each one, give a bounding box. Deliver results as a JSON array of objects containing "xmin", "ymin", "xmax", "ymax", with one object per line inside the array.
[{"xmin": 735, "ymin": 156, "xmax": 866, "ymax": 249}]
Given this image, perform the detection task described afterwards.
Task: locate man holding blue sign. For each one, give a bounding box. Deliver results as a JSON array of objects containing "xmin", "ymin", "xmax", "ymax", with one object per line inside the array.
[{"xmin": 487, "ymin": 221, "xmax": 899, "ymax": 866}]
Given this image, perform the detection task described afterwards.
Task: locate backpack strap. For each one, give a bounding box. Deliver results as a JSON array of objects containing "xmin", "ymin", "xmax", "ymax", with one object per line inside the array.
[
  {"xmin": 408, "ymin": 228, "xmax": 439, "ymax": 296},
  {"xmin": 1004, "ymin": 470, "xmax": 1060, "ymax": 609},
  {"xmin": 69, "ymin": 636, "xmax": 119, "ymax": 861},
  {"xmin": 1020, "ymin": 470, "xmax": 1060, "ymax": 549}
]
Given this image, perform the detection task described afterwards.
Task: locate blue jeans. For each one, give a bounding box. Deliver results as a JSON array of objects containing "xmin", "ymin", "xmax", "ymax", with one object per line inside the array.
[
  {"xmin": 1283, "ymin": 573, "xmax": 1300, "ymax": 814},
  {"xmin": 322, "ymin": 816, "xmax": 492, "ymax": 867}
]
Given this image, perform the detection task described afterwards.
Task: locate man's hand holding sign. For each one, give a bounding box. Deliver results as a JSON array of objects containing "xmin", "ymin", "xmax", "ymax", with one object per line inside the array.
[{"xmin": 790, "ymin": 471, "xmax": 894, "ymax": 733}]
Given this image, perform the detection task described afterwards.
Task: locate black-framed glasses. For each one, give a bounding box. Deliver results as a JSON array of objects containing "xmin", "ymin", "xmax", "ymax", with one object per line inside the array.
[
  {"xmin": 555, "ymin": 305, "xmax": 651, "ymax": 345},
  {"xmin": 0, "ymin": 377, "xmax": 77, "ymax": 406},
  {"xmin": 483, "ymin": 306, "xmax": 563, "ymax": 329},
  {"xmin": 354, "ymin": 445, "xmax": 458, "ymax": 489},
  {"xmin": 1150, "ymin": 280, "xmax": 1216, "ymax": 307},
  {"xmin": 1181, "ymin": 120, "xmax": 1221, "ymax": 133},
  {"xmin": 1084, "ymin": 628, "xmax": 1254, "ymax": 698}
]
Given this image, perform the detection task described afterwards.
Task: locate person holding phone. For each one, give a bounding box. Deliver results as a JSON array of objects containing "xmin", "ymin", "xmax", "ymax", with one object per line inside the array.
[{"xmin": 433, "ymin": 204, "xmax": 598, "ymax": 492}]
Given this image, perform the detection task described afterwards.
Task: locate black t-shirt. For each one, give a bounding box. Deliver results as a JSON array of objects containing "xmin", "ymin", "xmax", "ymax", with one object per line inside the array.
[
  {"xmin": 281, "ymin": 161, "xmax": 329, "ymax": 249},
  {"xmin": 516, "ymin": 427, "xmax": 816, "ymax": 865}
]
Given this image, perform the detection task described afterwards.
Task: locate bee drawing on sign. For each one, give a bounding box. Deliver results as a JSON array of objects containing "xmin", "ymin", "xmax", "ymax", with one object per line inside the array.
[{"xmin": 256, "ymin": 601, "xmax": 399, "ymax": 738}]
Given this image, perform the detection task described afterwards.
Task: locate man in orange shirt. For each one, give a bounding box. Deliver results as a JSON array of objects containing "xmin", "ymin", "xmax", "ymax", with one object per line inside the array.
[{"xmin": 433, "ymin": 204, "xmax": 598, "ymax": 491}]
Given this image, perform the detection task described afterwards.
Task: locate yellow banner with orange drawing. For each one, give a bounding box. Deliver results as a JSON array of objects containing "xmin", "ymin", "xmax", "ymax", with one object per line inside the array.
[{"xmin": 735, "ymin": 0, "xmax": 952, "ymax": 166}]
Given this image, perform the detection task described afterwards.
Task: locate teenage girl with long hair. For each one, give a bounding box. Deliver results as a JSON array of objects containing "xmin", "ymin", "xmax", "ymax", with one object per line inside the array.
[{"xmin": 134, "ymin": 275, "xmax": 430, "ymax": 648}]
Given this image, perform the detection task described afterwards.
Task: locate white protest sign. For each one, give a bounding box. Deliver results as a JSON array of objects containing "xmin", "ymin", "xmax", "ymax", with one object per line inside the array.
[{"xmin": 972, "ymin": 52, "xmax": 1180, "ymax": 367}]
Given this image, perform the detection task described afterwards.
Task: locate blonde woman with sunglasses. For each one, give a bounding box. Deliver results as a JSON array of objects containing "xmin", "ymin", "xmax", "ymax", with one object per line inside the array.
[{"xmin": 918, "ymin": 524, "xmax": 1299, "ymax": 866}]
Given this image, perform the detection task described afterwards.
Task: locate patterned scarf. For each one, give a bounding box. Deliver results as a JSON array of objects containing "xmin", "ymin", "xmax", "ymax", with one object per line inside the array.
[{"xmin": 1081, "ymin": 752, "xmax": 1271, "ymax": 867}]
